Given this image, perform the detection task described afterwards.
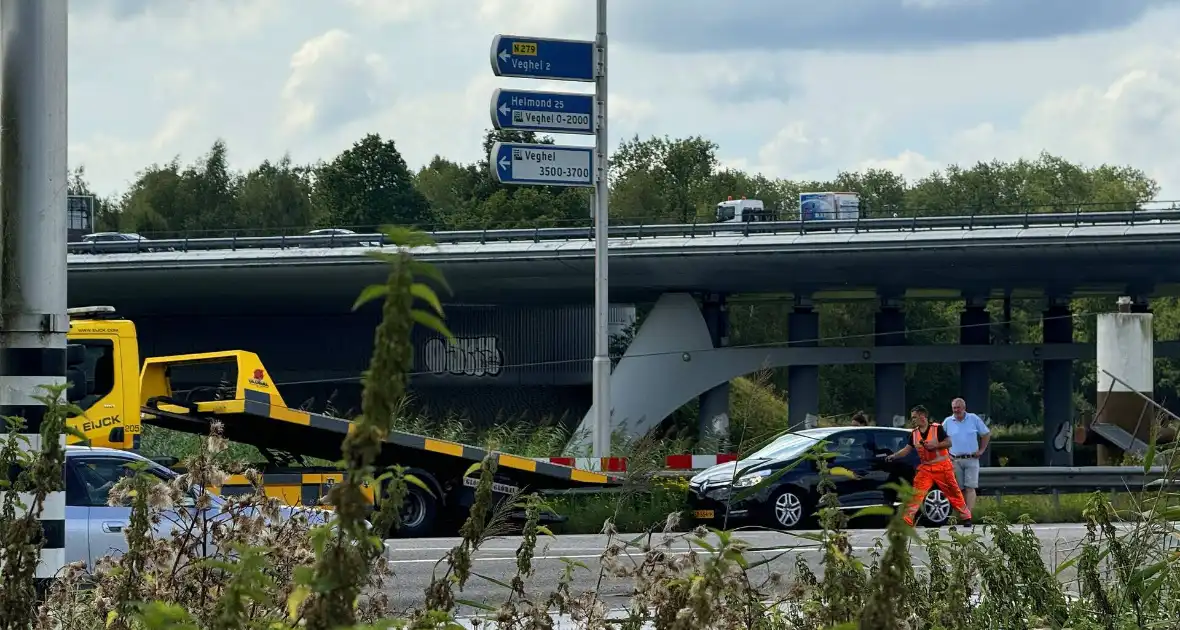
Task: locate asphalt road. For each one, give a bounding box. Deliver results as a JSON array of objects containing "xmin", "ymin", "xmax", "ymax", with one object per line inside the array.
[{"xmin": 378, "ymin": 523, "xmax": 1112, "ymax": 618}]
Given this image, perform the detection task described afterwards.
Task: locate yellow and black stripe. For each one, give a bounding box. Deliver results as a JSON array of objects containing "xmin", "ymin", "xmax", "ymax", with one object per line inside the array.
[
  {"xmin": 217, "ymin": 471, "xmax": 366, "ymax": 507},
  {"xmin": 237, "ymin": 388, "xmax": 612, "ymax": 485},
  {"xmin": 145, "ymin": 386, "xmax": 614, "ymax": 488}
]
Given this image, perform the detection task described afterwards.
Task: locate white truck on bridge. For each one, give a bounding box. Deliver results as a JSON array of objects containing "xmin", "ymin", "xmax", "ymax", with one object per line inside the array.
[{"xmin": 714, "ymin": 197, "xmax": 775, "ymax": 224}]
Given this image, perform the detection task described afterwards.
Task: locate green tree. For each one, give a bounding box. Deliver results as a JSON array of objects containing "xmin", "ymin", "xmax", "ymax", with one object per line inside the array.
[
  {"xmin": 903, "ymin": 152, "xmax": 1159, "ymax": 216},
  {"xmin": 117, "ymin": 139, "xmax": 241, "ymax": 237},
  {"xmin": 414, "ymin": 156, "xmax": 479, "ymax": 230},
  {"xmin": 314, "ymin": 133, "xmax": 431, "ymax": 230},
  {"xmin": 235, "ymin": 155, "xmax": 321, "ymax": 233},
  {"xmin": 178, "ymin": 138, "xmax": 239, "ymax": 234},
  {"xmin": 118, "ymin": 159, "xmax": 186, "ymax": 235},
  {"xmin": 611, "ymin": 135, "xmax": 719, "ymax": 223}
]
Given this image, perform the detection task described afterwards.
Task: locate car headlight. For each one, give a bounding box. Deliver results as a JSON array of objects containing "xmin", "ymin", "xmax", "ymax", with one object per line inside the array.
[{"xmin": 733, "ymin": 470, "xmax": 772, "ymax": 488}]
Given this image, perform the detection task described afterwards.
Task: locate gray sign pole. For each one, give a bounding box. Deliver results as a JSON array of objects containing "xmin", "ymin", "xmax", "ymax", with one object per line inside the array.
[
  {"xmin": 590, "ymin": 0, "xmax": 611, "ymax": 458},
  {"xmin": 0, "ymin": 0, "xmax": 70, "ymax": 585}
]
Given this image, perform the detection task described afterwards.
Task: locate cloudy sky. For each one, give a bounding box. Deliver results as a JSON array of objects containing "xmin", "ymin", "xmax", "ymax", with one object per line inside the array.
[{"xmin": 69, "ymin": 0, "xmax": 1180, "ymax": 200}]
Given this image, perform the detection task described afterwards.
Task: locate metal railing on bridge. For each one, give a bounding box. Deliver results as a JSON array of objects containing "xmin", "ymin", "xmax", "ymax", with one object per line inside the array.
[{"xmin": 68, "ymin": 207, "xmax": 1180, "ymax": 255}]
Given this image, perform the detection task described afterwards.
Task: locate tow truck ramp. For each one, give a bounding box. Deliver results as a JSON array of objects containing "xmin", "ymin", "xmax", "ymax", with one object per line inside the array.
[{"xmin": 137, "ymin": 350, "xmax": 618, "ymax": 534}]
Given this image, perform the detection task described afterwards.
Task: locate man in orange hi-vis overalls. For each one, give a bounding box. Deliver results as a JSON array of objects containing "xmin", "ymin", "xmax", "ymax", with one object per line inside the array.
[{"xmin": 885, "ymin": 405, "xmax": 973, "ymax": 527}]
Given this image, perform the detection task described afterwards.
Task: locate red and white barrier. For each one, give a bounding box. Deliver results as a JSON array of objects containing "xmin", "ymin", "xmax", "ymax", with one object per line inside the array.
[
  {"xmin": 663, "ymin": 453, "xmax": 738, "ymax": 470},
  {"xmin": 539, "ymin": 454, "xmax": 737, "ymax": 473}
]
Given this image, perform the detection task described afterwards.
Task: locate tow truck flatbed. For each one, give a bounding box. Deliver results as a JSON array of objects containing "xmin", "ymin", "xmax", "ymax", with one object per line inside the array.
[{"xmin": 135, "ymin": 350, "xmax": 616, "ymax": 534}]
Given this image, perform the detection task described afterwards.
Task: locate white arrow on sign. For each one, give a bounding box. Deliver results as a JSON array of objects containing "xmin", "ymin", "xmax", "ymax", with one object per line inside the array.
[
  {"xmin": 498, "ymin": 49, "xmax": 510, "ymax": 63},
  {"xmin": 498, "ymin": 103, "xmax": 510, "ymax": 117},
  {"xmin": 498, "ymin": 156, "xmax": 510, "ymax": 170}
]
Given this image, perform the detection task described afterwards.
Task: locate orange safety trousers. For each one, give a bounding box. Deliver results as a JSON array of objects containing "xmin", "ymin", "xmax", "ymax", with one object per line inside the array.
[{"xmin": 902, "ymin": 459, "xmax": 972, "ymax": 526}]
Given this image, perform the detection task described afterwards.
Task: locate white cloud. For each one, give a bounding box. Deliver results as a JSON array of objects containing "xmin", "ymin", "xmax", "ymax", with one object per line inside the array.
[
  {"xmin": 280, "ymin": 30, "xmax": 388, "ymax": 136},
  {"xmin": 857, "ymin": 151, "xmax": 943, "ymax": 183},
  {"xmin": 948, "ymin": 49, "xmax": 1180, "ymax": 195},
  {"xmin": 843, "ymin": 41, "xmax": 1180, "ymax": 196},
  {"xmin": 344, "ymin": 0, "xmax": 434, "ymax": 23}
]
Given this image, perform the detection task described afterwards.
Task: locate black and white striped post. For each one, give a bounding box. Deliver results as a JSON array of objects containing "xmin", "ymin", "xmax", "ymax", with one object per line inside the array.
[{"xmin": 1, "ymin": 0, "xmax": 69, "ymax": 585}]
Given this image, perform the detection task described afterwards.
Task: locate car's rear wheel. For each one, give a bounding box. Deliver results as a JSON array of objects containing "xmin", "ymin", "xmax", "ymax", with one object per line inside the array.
[
  {"xmin": 768, "ymin": 488, "xmax": 807, "ymax": 530},
  {"xmin": 921, "ymin": 488, "xmax": 952, "ymax": 526}
]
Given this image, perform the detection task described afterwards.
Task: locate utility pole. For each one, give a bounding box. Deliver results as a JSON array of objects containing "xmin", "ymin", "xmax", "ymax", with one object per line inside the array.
[
  {"xmin": 1, "ymin": 0, "xmax": 70, "ymax": 585},
  {"xmin": 590, "ymin": 0, "xmax": 611, "ymax": 458}
]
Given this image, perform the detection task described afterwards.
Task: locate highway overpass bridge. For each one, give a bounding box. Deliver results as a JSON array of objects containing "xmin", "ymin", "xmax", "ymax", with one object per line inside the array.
[
  {"xmin": 69, "ymin": 209, "xmax": 1180, "ymax": 313},
  {"xmin": 67, "ymin": 209, "xmax": 1180, "ymax": 464}
]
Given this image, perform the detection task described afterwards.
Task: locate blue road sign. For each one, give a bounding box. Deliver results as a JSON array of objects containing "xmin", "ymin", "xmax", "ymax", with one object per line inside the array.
[
  {"xmin": 491, "ymin": 88, "xmax": 595, "ymax": 135},
  {"xmin": 490, "ymin": 142, "xmax": 594, "ymax": 187},
  {"xmin": 490, "ymin": 35, "xmax": 595, "ymax": 82}
]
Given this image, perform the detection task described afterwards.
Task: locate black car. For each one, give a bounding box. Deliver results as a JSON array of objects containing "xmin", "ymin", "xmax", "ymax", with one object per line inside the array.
[{"xmin": 687, "ymin": 426, "xmax": 954, "ymax": 529}]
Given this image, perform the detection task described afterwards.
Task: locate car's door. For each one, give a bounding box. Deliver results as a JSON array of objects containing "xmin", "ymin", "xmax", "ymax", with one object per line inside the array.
[
  {"xmin": 70, "ymin": 456, "xmax": 133, "ymax": 567},
  {"xmin": 63, "ymin": 462, "xmax": 94, "ymax": 568},
  {"xmin": 870, "ymin": 429, "xmax": 917, "ymax": 505},
  {"xmin": 70, "ymin": 455, "xmax": 195, "ymax": 568},
  {"xmin": 825, "ymin": 430, "xmax": 882, "ymax": 507}
]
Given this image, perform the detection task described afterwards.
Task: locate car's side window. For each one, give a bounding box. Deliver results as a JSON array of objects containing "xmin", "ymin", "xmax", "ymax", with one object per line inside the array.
[
  {"xmin": 829, "ymin": 432, "xmax": 874, "ymax": 462},
  {"xmin": 873, "ymin": 431, "xmax": 910, "ymax": 455},
  {"xmin": 76, "ymin": 340, "xmax": 117, "ymax": 410},
  {"xmin": 69, "ymin": 457, "xmax": 138, "ymax": 507}
]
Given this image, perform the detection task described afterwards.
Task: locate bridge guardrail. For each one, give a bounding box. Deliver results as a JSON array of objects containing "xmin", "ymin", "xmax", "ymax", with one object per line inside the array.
[
  {"xmin": 972, "ymin": 465, "xmax": 1177, "ymax": 495},
  {"xmin": 542, "ymin": 465, "xmax": 1179, "ymax": 496},
  {"xmin": 67, "ymin": 208, "xmax": 1180, "ymax": 255}
]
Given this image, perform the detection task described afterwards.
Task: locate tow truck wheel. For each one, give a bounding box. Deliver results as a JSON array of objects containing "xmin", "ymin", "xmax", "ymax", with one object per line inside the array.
[{"xmin": 391, "ymin": 485, "xmax": 437, "ymax": 538}]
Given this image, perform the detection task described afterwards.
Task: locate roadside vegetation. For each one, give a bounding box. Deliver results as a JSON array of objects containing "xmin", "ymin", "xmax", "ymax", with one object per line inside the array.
[{"xmin": 3, "ymin": 225, "xmax": 1179, "ymax": 629}]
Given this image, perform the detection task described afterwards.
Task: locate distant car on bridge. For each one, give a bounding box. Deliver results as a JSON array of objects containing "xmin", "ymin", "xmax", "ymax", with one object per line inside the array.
[
  {"xmin": 79, "ymin": 231, "xmax": 165, "ymax": 252},
  {"xmin": 303, "ymin": 228, "xmax": 381, "ymax": 248},
  {"xmin": 81, "ymin": 231, "xmax": 149, "ymax": 244}
]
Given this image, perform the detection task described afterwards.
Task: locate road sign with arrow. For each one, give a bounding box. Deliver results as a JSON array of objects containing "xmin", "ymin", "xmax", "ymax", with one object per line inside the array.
[
  {"xmin": 489, "ymin": 34, "xmax": 595, "ymax": 82},
  {"xmin": 489, "ymin": 141, "xmax": 594, "ymax": 187},
  {"xmin": 491, "ymin": 88, "xmax": 596, "ymax": 135}
]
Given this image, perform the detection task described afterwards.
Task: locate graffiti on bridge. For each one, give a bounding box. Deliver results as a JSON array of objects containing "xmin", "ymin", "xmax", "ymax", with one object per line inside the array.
[
  {"xmin": 424, "ymin": 336, "xmax": 504, "ymax": 377},
  {"xmin": 1052, "ymin": 419, "xmax": 1073, "ymax": 453}
]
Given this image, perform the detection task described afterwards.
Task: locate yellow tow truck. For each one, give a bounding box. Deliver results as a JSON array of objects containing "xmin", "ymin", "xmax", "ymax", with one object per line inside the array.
[{"xmin": 63, "ymin": 306, "xmax": 615, "ymax": 536}]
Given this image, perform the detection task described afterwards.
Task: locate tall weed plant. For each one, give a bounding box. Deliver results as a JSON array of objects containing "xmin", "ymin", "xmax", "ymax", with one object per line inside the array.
[{"xmin": 1, "ymin": 226, "xmax": 1179, "ymax": 628}]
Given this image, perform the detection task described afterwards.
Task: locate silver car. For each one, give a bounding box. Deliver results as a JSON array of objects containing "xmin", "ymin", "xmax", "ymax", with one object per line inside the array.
[
  {"xmin": 303, "ymin": 228, "xmax": 382, "ymax": 248},
  {"xmin": 63, "ymin": 446, "xmax": 336, "ymax": 570}
]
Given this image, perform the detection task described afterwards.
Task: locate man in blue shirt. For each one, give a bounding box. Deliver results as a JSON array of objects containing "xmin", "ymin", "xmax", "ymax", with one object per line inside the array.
[{"xmin": 944, "ymin": 397, "xmax": 991, "ymax": 512}]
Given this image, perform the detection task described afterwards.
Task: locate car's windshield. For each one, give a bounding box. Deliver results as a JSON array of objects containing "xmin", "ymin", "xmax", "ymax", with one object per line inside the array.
[{"xmin": 743, "ymin": 431, "xmax": 834, "ymax": 462}]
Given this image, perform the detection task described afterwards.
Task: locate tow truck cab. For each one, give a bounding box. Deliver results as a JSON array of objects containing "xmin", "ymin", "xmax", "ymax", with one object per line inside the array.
[{"xmin": 65, "ymin": 306, "xmax": 142, "ymax": 450}]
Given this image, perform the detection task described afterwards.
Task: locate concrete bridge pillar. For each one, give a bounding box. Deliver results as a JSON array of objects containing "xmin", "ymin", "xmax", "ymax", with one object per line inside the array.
[
  {"xmin": 698, "ymin": 293, "xmax": 731, "ymax": 445},
  {"xmin": 787, "ymin": 297, "xmax": 820, "ymax": 431},
  {"xmin": 1042, "ymin": 296, "xmax": 1074, "ymax": 466},
  {"xmin": 960, "ymin": 296, "xmax": 992, "ymax": 465},
  {"xmin": 874, "ymin": 298, "xmax": 907, "ymax": 427}
]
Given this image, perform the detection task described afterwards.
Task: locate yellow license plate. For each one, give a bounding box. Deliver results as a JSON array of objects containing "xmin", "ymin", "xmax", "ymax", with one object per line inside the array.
[{"xmin": 693, "ymin": 509, "xmax": 714, "ymax": 519}]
